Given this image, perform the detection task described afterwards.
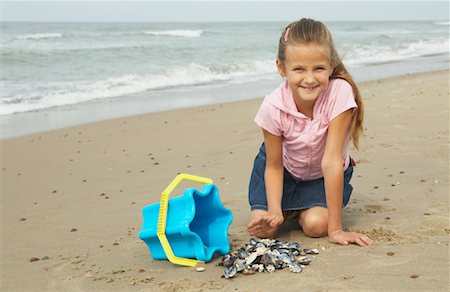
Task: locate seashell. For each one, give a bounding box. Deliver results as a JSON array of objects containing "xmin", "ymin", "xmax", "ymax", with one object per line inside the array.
[
  {"xmin": 221, "ymin": 254, "xmax": 236, "ymax": 268},
  {"xmin": 221, "ymin": 238, "xmax": 319, "ymax": 278},
  {"xmin": 260, "ymin": 253, "xmax": 275, "ymax": 266},
  {"xmin": 278, "ymin": 248, "xmax": 291, "ymax": 255},
  {"xmin": 246, "ymin": 252, "xmax": 258, "ymax": 265},
  {"xmin": 278, "ymin": 253, "xmax": 292, "ymax": 264},
  {"xmin": 224, "ymin": 265, "xmax": 237, "ymax": 278},
  {"xmin": 271, "ymin": 249, "xmax": 281, "ymax": 257},
  {"xmin": 289, "ymin": 263, "xmax": 302, "ymax": 273},
  {"xmin": 255, "ymin": 246, "xmax": 268, "ymax": 256},
  {"xmin": 245, "ymin": 244, "xmax": 256, "ymax": 253},
  {"xmin": 266, "ymin": 264, "xmax": 276, "ymax": 273},
  {"xmin": 303, "ymin": 248, "xmax": 319, "ymax": 255},
  {"xmin": 297, "ymin": 257, "xmax": 312, "ymax": 265},
  {"xmin": 255, "ymin": 242, "xmax": 266, "ymax": 249},
  {"xmin": 260, "ymin": 238, "xmax": 275, "ymax": 246},
  {"xmin": 237, "ymin": 247, "xmax": 249, "ymax": 259},
  {"xmin": 278, "ymin": 241, "xmax": 290, "ymax": 248},
  {"xmin": 288, "ymin": 242, "xmax": 301, "ymax": 251},
  {"xmin": 234, "ymin": 259, "xmax": 247, "ymax": 273},
  {"xmin": 195, "ymin": 266, "xmax": 205, "ymax": 272},
  {"xmin": 279, "ymin": 249, "xmax": 295, "ymax": 262}
]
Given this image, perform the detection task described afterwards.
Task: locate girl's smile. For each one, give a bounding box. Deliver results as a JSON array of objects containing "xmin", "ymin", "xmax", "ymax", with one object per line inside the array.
[{"xmin": 300, "ymin": 85, "xmax": 320, "ymax": 93}]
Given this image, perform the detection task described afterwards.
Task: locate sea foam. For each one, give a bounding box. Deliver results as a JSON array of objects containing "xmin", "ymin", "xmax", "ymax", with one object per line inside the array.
[
  {"xmin": 0, "ymin": 61, "xmax": 276, "ymax": 115},
  {"xmin": 17, "ymin": 33, "xmax": 63, "ymax": 40},
  {"xmin": 143, "ymin": 30, "xmax": 203, "ymax": 37}
]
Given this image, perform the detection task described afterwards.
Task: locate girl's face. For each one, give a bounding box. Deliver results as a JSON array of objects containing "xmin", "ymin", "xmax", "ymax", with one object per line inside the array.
[{"xmin": 277, "ymin": 44, "xmax": 333, "ymax": 107}]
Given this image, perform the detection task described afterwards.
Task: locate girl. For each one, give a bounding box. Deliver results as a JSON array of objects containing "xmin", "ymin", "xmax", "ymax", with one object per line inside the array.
[{"xmin": 247, "ymin": 18, "xmax": 373, "ymax": 246}]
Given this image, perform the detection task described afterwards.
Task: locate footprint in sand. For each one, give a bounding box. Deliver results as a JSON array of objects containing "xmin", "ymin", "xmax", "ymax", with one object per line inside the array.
[
  {"xmin": 356, "ymin": 158, "xmax": 369, "ymax": 164},
  {"xmin": 419, "ymin": 216, "xmax": 450, "ymax": 236},
  {"xmin": 350, "ymin": 227, "xmax": 424, "ymax": 245},
  {"xmin": 44, "ymin": 259, "xmax": 72, "ymax": 272},
  {"xmin": 364, "ymin": 205, "xmax": 396, "ymax": 213},
  {"xmin": 157, "ymin": 278, "xmax": 222, "ymax": 291},
  {"xmin": 366, "ymin": 249, "xmax": 412, "ymax": 267}
]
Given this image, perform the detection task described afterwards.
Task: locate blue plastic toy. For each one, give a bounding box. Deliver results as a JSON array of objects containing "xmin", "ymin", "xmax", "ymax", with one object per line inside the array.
[{"xmin": 139, "ymin": 174, "xmax": 233, "ymax": 266}]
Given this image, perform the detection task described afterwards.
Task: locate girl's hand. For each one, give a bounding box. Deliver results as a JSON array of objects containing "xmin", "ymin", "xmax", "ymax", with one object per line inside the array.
[
  {"xmin": 247, "ymin": 212, "xmax": 284, "ymax": 238},
  {"xmin": 328, "ymin": 230, "xmax": 374, "ymax": 246}
]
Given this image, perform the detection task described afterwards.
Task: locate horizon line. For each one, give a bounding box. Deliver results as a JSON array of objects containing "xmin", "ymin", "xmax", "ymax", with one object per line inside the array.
[{"xmin": 2, "ymin": 19, "xmax": 448, "ymax": 23}]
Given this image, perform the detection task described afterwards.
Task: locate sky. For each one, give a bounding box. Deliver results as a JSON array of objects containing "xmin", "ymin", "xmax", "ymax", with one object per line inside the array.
[{"xmin": 1, "ymin": 1, "xmax": 449, "ymax": 22}]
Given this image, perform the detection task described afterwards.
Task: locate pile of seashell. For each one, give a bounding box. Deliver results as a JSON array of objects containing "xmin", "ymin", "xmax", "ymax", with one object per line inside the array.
[{"xmin": 219, "ymin": 238, "xmax": 319, "ymax": 278}]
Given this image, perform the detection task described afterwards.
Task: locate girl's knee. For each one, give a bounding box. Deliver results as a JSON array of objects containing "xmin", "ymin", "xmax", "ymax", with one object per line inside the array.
[{"xmin": 299, "ymin": 209, "xmax": 328, "ymax": 238}]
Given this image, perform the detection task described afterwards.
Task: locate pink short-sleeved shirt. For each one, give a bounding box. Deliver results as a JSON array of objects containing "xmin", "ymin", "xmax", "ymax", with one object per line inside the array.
[{"xmin": 254, "ymin": 78, "xmax": 357, "ymax": 181}]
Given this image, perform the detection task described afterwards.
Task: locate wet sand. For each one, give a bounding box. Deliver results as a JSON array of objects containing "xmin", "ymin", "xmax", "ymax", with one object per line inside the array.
[{"xmin": 1, "ymin": 70, "xmax": 449, "ymax": 291}]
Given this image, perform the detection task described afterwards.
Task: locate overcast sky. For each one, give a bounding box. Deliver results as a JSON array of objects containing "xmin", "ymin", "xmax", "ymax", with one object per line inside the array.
[{"xmin": 2, "ymin": 1, "xmax": 449, "ymax": 22}]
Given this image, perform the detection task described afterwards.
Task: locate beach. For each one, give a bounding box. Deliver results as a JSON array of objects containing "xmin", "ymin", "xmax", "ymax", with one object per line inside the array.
[{"xmin": 1, "ymin": 69, "xmax": 449, "ymax": 291}]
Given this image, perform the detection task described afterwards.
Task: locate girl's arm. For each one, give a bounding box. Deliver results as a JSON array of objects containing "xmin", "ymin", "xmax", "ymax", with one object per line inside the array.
[
  {"xmin": 322, "ymin": 109, "xmax": 373, "ymax": 246},
  {"xmin": 262, "ymin": 129, "xmax": 284, "ymax": 218},
  {"xmin": 247, "ymin": 129, "xmax": 285, "ymax": 238}
]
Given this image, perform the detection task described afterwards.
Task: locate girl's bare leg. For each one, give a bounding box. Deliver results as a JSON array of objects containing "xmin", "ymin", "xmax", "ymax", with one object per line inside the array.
[{"xmin": 298, "ymin": 207, "xmax": 328, "ymax": 238}]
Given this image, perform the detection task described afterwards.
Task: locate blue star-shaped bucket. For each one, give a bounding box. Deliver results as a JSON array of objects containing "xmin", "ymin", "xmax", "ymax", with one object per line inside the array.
[{"xmin": 139, "ymin": 174, "xmax": 233, "ymax": 265}]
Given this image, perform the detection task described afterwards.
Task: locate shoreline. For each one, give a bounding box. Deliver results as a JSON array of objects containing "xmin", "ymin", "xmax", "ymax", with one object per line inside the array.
[
  {"xmin": 1, "ymin": 52, "xmax": 448, "ymax": 140},
  {"xmin": 1, "ymin": 69, "xmax": 449, "ymax": 290}
]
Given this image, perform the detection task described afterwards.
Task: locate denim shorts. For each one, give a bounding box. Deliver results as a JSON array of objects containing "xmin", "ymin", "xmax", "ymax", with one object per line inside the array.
[{"xmin": 248, "ymin": 143, "xmax": 354, "ymax": 211}]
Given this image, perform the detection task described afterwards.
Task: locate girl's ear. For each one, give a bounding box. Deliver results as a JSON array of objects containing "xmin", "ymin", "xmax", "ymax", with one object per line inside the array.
[{"xmin": 276, "ymin": 59, "xmax": 286, "ymax": 78}]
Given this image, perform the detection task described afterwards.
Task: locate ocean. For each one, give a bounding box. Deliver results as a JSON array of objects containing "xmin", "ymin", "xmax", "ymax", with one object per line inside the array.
[{"xmin": 1, "ymin": 21, "xmax": 449, "ymax": 138}]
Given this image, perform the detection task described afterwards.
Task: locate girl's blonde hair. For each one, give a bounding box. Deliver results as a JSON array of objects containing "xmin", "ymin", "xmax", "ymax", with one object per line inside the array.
[{"xmin": 278, "ymin": 18, "xmax": 364, "ymax": 150}]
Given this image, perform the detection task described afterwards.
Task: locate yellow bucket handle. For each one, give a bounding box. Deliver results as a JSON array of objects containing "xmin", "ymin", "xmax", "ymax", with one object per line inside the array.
[{"xmin": 156, "ymin": 173, "xmax": 213, "ymax": 267}]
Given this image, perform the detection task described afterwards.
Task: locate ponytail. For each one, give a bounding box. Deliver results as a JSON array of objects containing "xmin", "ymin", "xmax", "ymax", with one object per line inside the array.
[{"xmin": 330, "ymin": 61, "xmax": 364, "ymax": 150}]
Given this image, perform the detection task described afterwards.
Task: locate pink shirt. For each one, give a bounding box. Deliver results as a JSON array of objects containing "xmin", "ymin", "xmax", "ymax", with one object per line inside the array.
[{"xmin": 255, "ymin": 78, "xmax": 357, "ymax": 181}]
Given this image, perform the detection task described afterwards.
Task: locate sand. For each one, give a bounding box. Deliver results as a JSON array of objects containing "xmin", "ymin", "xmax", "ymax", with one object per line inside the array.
[{"xmin": 1, "ymin": 70, "xmax": 449, "ymax": 291}]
